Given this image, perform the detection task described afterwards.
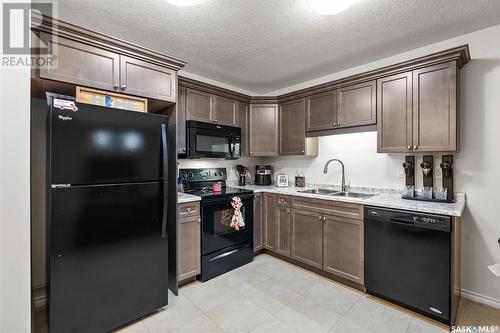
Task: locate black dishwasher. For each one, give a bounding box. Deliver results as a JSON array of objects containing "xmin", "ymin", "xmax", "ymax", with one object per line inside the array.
[{"xmin": 364, "ymin": 206, "xmax": 452, "ymax": 323}]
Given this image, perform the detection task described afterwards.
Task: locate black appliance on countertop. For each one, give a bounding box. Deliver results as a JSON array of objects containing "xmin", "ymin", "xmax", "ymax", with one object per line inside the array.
[
  {"xmin": 46, "ymin": 94, "xmax": 170, "ymax": 333},
  {"xmin": 180, "ymin": 168, "xmax": 254, "ymax": 281},
  {"xmin": 364, "ymin": 206, "xmax": 453, "ymax": 324},
  {"xmin": 255, "ymin": 164, "xmax": 272, "ymax": 186},
  {"xmin": 186, "ymin": 120, "xmax": 241, "ymax": 159}
]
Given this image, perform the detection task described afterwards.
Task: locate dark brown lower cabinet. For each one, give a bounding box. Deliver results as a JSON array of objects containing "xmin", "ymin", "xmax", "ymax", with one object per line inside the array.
[
  {"xmin": 264, "ymin": 194, "xmax": 278, "ymax": 251},
  {"xmin": 291, "ymin": 209, "xmax": 323, "ymax": 269},
  {"xmin": 253, "ymin": 193, "xmax": 263, "ymax": 252},
  {"xmin": 276, "ymin": 206, "xmax": 291, "ymax": 257},
  {"xmin": 178, "ymin": 214, "xmax": 201, "ymax": 281},
  {"xmin": 323, "ymin": 214, "xmax": 364, "ymax": 285}
]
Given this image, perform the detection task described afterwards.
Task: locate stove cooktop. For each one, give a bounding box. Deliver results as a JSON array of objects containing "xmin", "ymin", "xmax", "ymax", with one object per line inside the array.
[{"xmin": 183, "ymin": 187, "xmax": 253, "ymax": 199}]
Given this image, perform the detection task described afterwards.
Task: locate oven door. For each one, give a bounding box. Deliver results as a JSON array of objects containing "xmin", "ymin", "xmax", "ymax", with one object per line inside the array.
[
  {"xmin": 201, "ymin": 194, "xmax": 253, "ymax": 255},
  {"xmin": 187, "ymin": 123, "xmax": 241, "ymax": 159}
]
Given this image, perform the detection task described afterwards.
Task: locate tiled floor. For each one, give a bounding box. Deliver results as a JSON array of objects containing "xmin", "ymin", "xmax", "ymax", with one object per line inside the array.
[
  {"xmin": 35, "ymin": 253, "xmax": 500, "ymax": 333},
  {"xmin": 116, "ymin": 254, "xmax": 449, "ymax": 333}
]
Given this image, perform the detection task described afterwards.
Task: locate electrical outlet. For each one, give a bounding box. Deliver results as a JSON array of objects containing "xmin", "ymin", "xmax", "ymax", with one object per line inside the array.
[
  {"xmin": 398, "ymin": 168, "xmax": 405, "ymax": 179},
  {"xmin": 435, "ymin": 167, "xmax": 442, "ymax": 178}
]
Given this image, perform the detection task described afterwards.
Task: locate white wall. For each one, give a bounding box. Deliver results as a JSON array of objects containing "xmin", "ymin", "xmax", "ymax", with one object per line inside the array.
[
  {"xmin": 0, "ymin": 1, "xmax": 32, "ymax": 332},
  {"xmin": 263, "ymin": 24, "xmax": 500, "ymax": 306}
]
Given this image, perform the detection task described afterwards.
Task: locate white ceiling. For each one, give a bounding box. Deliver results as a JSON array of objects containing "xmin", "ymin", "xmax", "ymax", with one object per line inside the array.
[{"xmin": 57, "ymin": 0, "xmax": 500, "ymax": 94}]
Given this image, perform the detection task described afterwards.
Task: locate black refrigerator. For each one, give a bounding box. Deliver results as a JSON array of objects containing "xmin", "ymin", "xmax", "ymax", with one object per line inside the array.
[{"xmin": 46, "ymin": 94, "xmax": 169, "ymax": 333}]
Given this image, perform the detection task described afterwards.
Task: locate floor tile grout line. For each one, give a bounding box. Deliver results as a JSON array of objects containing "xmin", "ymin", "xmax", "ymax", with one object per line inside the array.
[{"xmin": 405, "ymin": 316, "xmax": 415, "ymax": 333}]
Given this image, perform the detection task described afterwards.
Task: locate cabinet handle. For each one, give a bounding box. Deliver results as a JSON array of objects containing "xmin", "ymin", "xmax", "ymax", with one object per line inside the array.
[
  {"xmin": 323, "ymin": 216, "xmax": 326, "ymax": 222},
  {"xmin": 197, "ymin": 218, "xmax": 201, "ymax": 224},
  {"xmin": 318, "ymin": 215, "xmax": 322, "ymax": 220},
  {"xmin": 120, "ymin": 85, "xmax": 127, "ymax": 89},
  {"xmin": 413, "ymin": 145, "xmax": 418, "ymax": 150},
  {"xmin": 336, "ymin": 121, "xmax": 340, "ymax": 127},
  {"xmin": 333, "ymin": 123, "xmax": 337, "ymax": 128},
  {"xmin": 286, "ymin": 210, "xmax": 290, "ymax": 214},
  {"xmin": 113, "ymin": 84, "xmax": 119, "ymax": 89},
  {"xmin": 187, "ymin": 207, "xmax": 191, "ymax": 212},
  {"xmin": 301, "ymin": 150, "xmax": 305, "ymax": 153}
]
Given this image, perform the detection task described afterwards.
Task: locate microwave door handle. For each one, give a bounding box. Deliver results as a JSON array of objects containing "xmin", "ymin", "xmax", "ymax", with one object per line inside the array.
[{"xmin": 228, "ymin": 135, "xmax": 235, "ymax": 158}]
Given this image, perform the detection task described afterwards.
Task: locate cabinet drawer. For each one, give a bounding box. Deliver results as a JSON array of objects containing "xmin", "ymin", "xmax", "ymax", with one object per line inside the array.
[
  {"xmin": 277, "ymin": 195, "xmax": 291, "ymax": 207},
  {"xmin": 179, "ymin": 202, "xmax": 200, "ymax": 219},
  {"xmin": 291, "ymin": 196, "xmax": 363, "ymax": 220}
]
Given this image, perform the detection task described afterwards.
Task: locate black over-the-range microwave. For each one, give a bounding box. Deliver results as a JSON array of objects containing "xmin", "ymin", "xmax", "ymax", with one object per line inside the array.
[{"xmin": 186, "ymin": 120, "xmax": 241, "ymax": 159}]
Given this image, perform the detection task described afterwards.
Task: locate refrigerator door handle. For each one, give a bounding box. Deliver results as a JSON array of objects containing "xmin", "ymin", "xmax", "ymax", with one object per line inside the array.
[
  {"xmin": 162, "ymin": 182, "xmax": 168, "ymax": 239},
  {"xmin": 161, "ymin": 123, "xmax": 168, "ymax": 239},
  {"xmin": 161, "ymin": 124, "xmax": 168, "ymax": 180}
]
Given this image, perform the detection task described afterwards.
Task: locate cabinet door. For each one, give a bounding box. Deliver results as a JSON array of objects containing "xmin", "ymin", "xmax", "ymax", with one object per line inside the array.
[
  {"xmin": 337, "ymin": 80, "xmax": 376, "ymax": 128},
  {"xmin": 186, "ymin": 89, "xmax": 214, "ymax": 123},
  {"xmin": 323, "ymin": 215, "xmax": 363, "ymax": 284},
  {"xmin": 215, "ymin": 96, "xmax": 237, "ymax": 125},
  {"xmin": 279, "ymin": 99, "xmax": 306, "ymax": 155},
  {"xmin": 276, "ymin": 206, "xmax": 291, "ymax": 257},
  {"xmin": 291, "ymin": 209, "xmax": 323, "ymax": 269},
  {"xmin": 178, "ymin": 216, "xmax": 201, "ymax": 281},
  {"xmin": 39, "ymin": 33, "xmax": 120, "ymax": 92},
  {"xmin": 377, "ymin": 72, "xmax": 413, "ymax": 153},
  {"xmin": 305, "ymin": 91, "xmax": 337, "ymax": 132},
  {"xmin": 177, "ymin": 86, "xmax": 187, "ymax": 155},
  {"xmin": 412, "ymin": 62, "xmax": 458, "ymax": 152},
  {"xmin": 237, "ymin": 102, "xmax": 249, "ymax": 156},
  {"xmin": 249, "ymin": 104, "xmax": 279, "ymax": 156},
  {"xmin": 263, "ymin": 194, "xmax": 278, "ymax": 251},
  {"xmin": 120, "ymin": 55, "xmax": 176, "ymax": 102},
  {"xmin": 253, "ymin": 193, "xmax": 263, "ymax": 252}
]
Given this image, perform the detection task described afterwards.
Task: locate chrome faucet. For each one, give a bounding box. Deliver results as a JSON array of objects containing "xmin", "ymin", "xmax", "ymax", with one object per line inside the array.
[{"xmin": 323, "ymin": 159, "xmax": 346, "ymax": 192}]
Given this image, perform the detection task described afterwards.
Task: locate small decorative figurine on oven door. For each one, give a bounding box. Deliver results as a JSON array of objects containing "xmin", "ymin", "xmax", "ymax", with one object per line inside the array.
[{"xmin": 230, "ymin": 196, "xmax": 245, "ymax": 231}]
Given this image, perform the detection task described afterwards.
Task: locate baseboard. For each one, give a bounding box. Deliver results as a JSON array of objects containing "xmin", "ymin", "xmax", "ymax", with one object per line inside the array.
[{"xmin": 461, "ymin": 289, "xmax": 500, "ymax": 309}]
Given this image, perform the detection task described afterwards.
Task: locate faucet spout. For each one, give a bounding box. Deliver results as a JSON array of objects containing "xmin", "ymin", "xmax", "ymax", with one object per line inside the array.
[{"xmin": 323, "ymin": 159, "xmax": 346, "ymax": 192}]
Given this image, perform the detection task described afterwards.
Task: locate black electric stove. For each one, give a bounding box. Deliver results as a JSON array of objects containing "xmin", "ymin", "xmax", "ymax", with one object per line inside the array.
[{"xmin": 179, "ymin": 168, "xmax": 254, "ymax": 281}]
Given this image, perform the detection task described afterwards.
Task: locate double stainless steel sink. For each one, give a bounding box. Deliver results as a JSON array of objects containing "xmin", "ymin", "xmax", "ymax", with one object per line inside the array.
[{"xmin": 298, "ymin": 188, "xmax": 375, "ymax": 199}]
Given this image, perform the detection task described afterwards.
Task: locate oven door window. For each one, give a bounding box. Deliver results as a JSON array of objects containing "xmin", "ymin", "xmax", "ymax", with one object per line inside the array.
[
  {"xmin": 201, "ymin": 196, "xmax": 253, "ymax": 255},
  {"xmin": 196, "ymin": 134, "xmax": 229, "ymax": 155}
]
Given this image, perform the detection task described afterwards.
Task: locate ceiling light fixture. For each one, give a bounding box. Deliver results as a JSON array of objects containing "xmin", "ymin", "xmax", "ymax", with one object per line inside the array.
[
  {"xmin": 165, "ymin": 0, "xmax": 207, "ymax": 7},
  {"xmin": 304, "ymin": 0, "xmax": 358, "ymax": 15}
]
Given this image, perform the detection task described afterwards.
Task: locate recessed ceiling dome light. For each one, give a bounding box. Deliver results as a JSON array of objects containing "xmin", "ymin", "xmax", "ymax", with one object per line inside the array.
[
  {"xmin": 305, "ymin": 0, "xmax": 358, "ymax": 15},
  {"xmin": 165, "ymin": 0, "xmax": 207, "ymax": 7}
]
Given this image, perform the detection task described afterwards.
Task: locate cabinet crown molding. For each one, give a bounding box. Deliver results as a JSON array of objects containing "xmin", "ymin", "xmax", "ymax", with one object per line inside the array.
[
  {"xmin": 31, "ymin": 14, "xmax": 187, "ymax": 71},
  {"xmin": 179, "ymin": 76, "xmax": 251, "ymax": 103}
]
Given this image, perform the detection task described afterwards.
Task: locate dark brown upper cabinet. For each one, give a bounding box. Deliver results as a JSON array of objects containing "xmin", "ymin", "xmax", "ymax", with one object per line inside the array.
[
  {"xmin": 185, "ymin": 88, "xmax": 237, "ymax": 126},
  {"xmin": 306, "ymin": 91, "xmax": 337, "ymax": 132},
  {"xmin": 215, "ymin": 96, "xmax": 237, "ymax": 126},
  {"xmin": 237, "ymin": 102, "xmax": 250, "ymax": 156},
  {"xmin": 377, "ymin": 72, "xmax": 413, "ymax": 153},
  {"xmin": 177, "ymin": 86, "xmax": 187, "ymax": 154},
  {"xmin": 37, "ymin": 32, "xmax": 181, "ymax": 103},
  {"xmin": 279, "ymin": 98, "xmax": 306, "ymax": 155},
  {"xmin": 377, "ymin": 62, "xmax": 459, "ymax": 153},
  {"xmin": 412, "ymin": 62, "xmax": 458, "ymax": 152},
  {"xmin": 249, "ymin": 104, "xmax": 279, "ymax": 156},
  {"xmin": 119, "ymin": 56, "xmax": 176, "ymax": 102},
  {"xmin": 337, "ymin": 80, "xmax": 376, "ymax": 128},
  {"xmin": 186, "ymin": 88, "xmax": 214, "ymax": 123},
  {"xmin": 39, "ymin": 33, "xmax": 120, "ymax": 93}
]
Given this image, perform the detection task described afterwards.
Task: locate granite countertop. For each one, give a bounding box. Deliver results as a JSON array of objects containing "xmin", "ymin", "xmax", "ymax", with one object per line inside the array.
[
  {"xmin": 177, "ymin": 192, "xmax": 201, "ymax": 204},
  {"xmin": 228, "ymin": 184, "xmax": 466, "ymax": 217}
]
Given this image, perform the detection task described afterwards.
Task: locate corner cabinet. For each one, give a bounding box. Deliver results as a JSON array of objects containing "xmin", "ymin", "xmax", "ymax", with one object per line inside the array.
[
  {"xmin": 249, "ymin": 104, "xmax": 279, "ymax": 156},
  {"xmin": 378, "ymin": 61, "xmax": 459, "ymax": 153}
]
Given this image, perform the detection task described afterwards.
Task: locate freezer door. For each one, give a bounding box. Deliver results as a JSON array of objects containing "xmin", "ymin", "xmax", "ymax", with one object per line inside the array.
[
  {"xmin": 48, "ymin": 182, "xmax": 168, "ymax": 333},
  {"xmin": 50, "ymin": 102, "xmax": 168, "ymax": 185}
]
